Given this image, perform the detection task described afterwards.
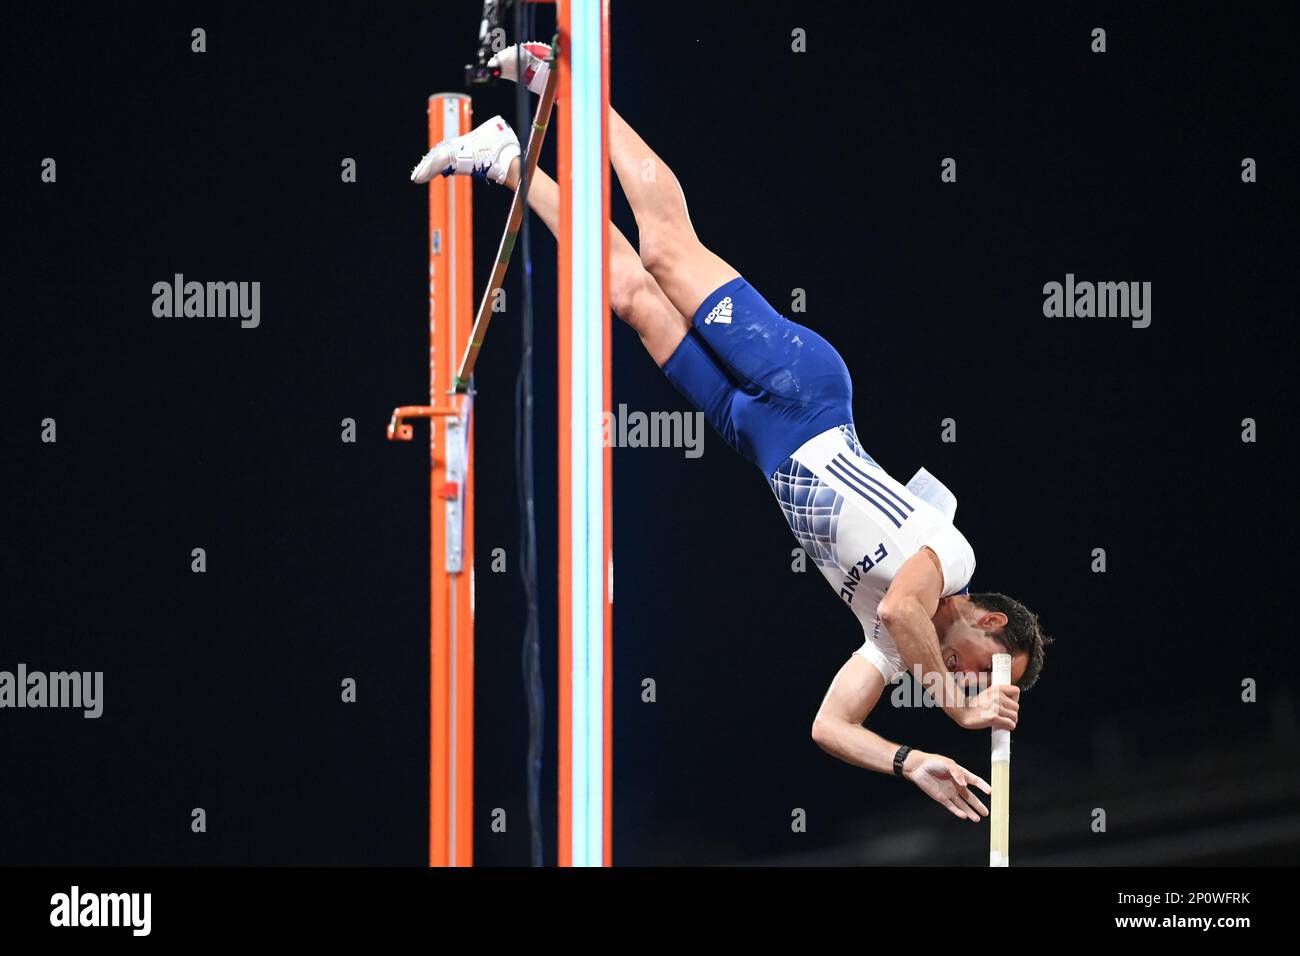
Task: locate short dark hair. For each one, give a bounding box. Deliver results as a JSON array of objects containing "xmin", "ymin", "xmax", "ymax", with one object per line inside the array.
[{"xmin": 968, "ymin": 592, "xmax": 1053, "ymax": 690}]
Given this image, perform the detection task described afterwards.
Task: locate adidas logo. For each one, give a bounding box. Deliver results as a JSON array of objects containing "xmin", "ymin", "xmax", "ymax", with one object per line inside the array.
[{"xmin": 704, "ymin": 296, "xmax": 733, "ymax": 325}]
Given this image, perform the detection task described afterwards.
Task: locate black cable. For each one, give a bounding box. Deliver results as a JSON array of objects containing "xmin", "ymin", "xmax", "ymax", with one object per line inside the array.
[{"xmin": 511, "ymin": 0, "xmax": 546, "ymax": 868}]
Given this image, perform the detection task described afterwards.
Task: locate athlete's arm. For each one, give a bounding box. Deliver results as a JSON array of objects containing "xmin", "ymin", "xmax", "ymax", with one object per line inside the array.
[
  {"xmin": 876, "ymin": 549, "xmax": 968, "ymax": 723},
  {"xmin": 877, "ymin": 548, "xmax": 1016, "ymax": 731},
  {"xmin": 811, "ymin": 655, "xmax": 991, "ymax": 821},
  {"xmin": 810, "ymin": 654, "xmax": 904, "ymax": 775}
]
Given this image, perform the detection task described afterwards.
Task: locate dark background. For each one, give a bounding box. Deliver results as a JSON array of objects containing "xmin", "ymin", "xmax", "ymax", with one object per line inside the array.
[{"xmin": 2, "ymin": 1, "xmax": 1296, "ymax": 866}]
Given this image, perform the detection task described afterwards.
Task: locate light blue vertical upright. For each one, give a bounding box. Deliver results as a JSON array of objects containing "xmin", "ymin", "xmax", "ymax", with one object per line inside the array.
[{"xmin": 567, "ymin": 0, "xmax": 607, "ymax": 868}]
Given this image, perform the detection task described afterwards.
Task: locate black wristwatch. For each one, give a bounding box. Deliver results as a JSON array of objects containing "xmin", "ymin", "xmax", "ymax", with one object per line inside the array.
[{"xmin": 893, "ymin": 745, "xmax": 912, "ymax": 778}]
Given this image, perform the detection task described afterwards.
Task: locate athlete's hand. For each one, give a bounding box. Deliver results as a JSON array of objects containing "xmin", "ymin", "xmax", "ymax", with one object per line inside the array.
[
  {"xmin": 904, "ymin": 751, "xmax": 991, "ymax": 822},
  {"xmin": 951, "ymin": 683, "xmax": 1020, "ymax": 731}
]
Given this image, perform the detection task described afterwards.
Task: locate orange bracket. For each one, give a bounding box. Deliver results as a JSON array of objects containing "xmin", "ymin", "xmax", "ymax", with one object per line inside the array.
[
  {"xmin": 387, "ymin": 397, "xmax": 472, "ymax": 573},
  {"xmin": 386, "ymin": 401, "xmax": 466, "ymax": 443}
]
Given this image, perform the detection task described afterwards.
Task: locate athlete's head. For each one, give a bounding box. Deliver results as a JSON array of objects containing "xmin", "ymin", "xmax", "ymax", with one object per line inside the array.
[{"xmin": 936, "ymin": 592, "xmax": 1052, "ymax": 690}]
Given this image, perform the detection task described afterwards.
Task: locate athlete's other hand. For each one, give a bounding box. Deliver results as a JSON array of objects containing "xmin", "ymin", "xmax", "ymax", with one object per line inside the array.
[
  {"xmin": 954, "ymin": 683, "xmax": 1020, "ymax": 731},
  {"xmin": 904, "ymin": 752, "xmax": 991, "ymax": 822}
]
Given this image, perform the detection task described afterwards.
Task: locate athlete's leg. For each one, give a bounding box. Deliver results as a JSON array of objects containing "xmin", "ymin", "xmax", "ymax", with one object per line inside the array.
[
  {"xmin": 410, "ymin": 103, "xmax": 750, "ymax": 459},
  {"xmin": 504, "ymin": 160, "xmax": 745, "ymax": 454},
  {"xmin": 604, "ymin": 106, "xmax": 851, "ymax": 407},
  {"xmin": 487, "ymin": 43, "xmax": 739, "ymax": 319},
  {"xmin": 603, "ymin": 108, "xmax": 853, "ymax": 430},
  {"xmin": 502, "ymin": 157, "xmax": 688, "ymax": 366},
  {"xmin": 411, "ymin": 110, "xmax": 688, "ymax": 365},
  {"xmin": 607, "ymin": 108, "xmax": 741, "ymax": 321}
]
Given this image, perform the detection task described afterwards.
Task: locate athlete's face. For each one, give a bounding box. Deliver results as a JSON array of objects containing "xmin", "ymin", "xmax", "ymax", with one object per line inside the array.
[{"xmin": 938, "ymin": 612, "xmax": 1028, "ymax": 689}]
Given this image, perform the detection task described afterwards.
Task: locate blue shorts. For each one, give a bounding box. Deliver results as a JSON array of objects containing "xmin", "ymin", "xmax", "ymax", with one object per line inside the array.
[{"xmin": 661, "ymin": 277, "xmax": 855, "ymax": 476}]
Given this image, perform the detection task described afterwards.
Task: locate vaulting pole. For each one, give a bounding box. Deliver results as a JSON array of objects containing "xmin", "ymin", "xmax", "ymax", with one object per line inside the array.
[
  {"xmin": 990, "ymin": 653, "xmax": 1012, "ymax": 867},
  {"xmin": 454, "ymin": 63, "xmax": 559, "ymax": 392}
]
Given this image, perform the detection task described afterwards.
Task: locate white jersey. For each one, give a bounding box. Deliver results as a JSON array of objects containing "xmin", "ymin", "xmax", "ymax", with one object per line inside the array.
[{"xmin": 769, "ymin": 425, "xmax": 976, "ymax": 682}]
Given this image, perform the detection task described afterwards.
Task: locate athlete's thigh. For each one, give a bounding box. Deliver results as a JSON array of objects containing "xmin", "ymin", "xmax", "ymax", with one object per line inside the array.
[
  {"xmin": 641, "ymin": 229, "xmax": 741, "ymax": 323},
  {"xmin": 618, "ymin": 266, "xmax": 691, "ymax": 367},
  {"xmin": 692, "ymin": 277, "xmax": 853, "ymax": 406}
]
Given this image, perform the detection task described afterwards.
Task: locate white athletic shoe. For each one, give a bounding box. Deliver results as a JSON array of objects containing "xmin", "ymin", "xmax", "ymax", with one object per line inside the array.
[
  {"xmin": 410, "ymin": 115, "xmax": 520, "ymax": 184},
  {"xmin": 487, "ymin": 41, "xmax": 552, "ymax": 95}
]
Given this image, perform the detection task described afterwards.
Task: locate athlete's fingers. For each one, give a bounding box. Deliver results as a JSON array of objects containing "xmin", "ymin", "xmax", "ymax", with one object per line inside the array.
[
  {"xmin": 991, "ymin": 715, "xmax": 1015, "ymax": 731},
  {"xmin": 961, "ymin": 789, "xmax": 990, "ymax": 817},
  {"xmin": 986, "ymin": 687, "xmax": 1019, "ymax": 713},
  {"xmin": 943, "ymin": 799, "xmax": 970, "ymax": 821},
  {"xmin": 965, "ymin": 772, "xmax": 993, "ymax": 795},
  {"xmin": 946, "ymin": 798, "xmax": 977, "ymax": 822}
]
